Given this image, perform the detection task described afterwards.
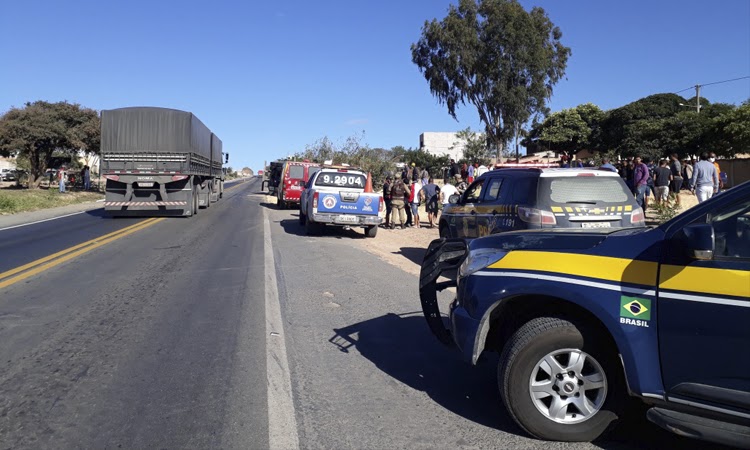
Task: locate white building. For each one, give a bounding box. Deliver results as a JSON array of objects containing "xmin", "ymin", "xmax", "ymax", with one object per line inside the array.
[{"xmin": 419, "ymin": 132, "xmax": 480, "ymax": 161}]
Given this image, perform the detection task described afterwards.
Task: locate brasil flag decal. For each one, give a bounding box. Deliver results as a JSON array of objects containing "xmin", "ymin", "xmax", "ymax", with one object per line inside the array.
[{"xmin": 620, "ymin": 296, "xmax": 651, "ymax": 321}]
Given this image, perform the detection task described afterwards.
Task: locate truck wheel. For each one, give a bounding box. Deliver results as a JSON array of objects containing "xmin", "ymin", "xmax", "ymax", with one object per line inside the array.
[
  {"xmin": 498, "ymin": 317, "xmax": 624, "ymax": 442},
  {"xmin": 365, "ymin": 225, "xmax": 378, "ymax": 238},
  {"xmin": 193, "ymin": 188, "xmax": 199, "ymax": 216}
]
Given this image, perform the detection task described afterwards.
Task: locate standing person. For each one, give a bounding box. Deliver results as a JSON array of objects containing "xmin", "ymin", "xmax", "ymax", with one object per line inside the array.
[
  {"xmin": 83, "ymin": 165, "xmax": 91, "ymax": 191},
  {"xmin": 467, "ymin": 162, "xmax": 475, "ymax": 183},
  {"xmin": 404, "ymin": 179, "xmax": 413, "ymax": 227},
  {"xmin": 476, "ymin": 162, "xmax": 488, "ymax": 178},
  {"xmin": 421, "ymin": 167, "xmax": 429, "ymax": 186},
  {"xmin": 450, "ymin": 159, "xmax": 460, "ymax": 179},
  {"xmin": 669, "ymin": 154, "xmax": 682, "ymax": 206},
  {"xmin": 420, "ymin": 177, "xmax": 440, "ymax": 228},
  {"xmin": 382, "ymin": 175, "xmax": 393, "ymax": 227},
  {"xmin": 410, "ymin": 178, "xmax": 422, "ymax": 228},
  {"xmin": 58, "ymin": 166, "xmax": 66, "ymax": 193},
  {"xmin": 633, "ymin": 156, "xmax": 650, "ymax": 211},
  {"xmin": 690, "ymin": 152, "xmax": 719, "ymax": 203},
  {"xmin": 653, "ymin": 159, "xmax": 672, "ymax": 205},
  {"xmin": 682, "ymin": 159, "xmax": 693, "ymax": 190},
  {"xmin": 600, "ymin": 158, "xmax": 617, "ymax": 172},
  {"xmin": 460, "ymin": 163, "xmax": 468, "ymax": 181},
  {"xmin": 389, "ymin": 177, "xmax": 409, "ymax": 229},
  {"xmin": 710, "ymin": 152, "xmax": 723, "ymax": 190},
  {"xmin": 412, "ymin": 164, "xmax": 421, "ymax": 183},
  {"xmin": 440, "ymin": 178, "xmax": 458, "ymax": 211}
]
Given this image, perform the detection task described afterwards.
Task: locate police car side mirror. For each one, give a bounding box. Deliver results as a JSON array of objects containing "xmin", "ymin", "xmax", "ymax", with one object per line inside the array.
[
  {"xmin": 678, "ymin": 223, "xmax": 715, "ymax": 260},
  {"xmin": 449, "ymin": 194, "xmax": 460, "ymax": 204}
]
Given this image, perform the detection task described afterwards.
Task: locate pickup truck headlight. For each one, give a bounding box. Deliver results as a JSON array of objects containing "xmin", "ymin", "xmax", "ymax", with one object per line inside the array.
[{"xmin": 458, "ymin": 248, "xmax": 506, "ymax": 278}]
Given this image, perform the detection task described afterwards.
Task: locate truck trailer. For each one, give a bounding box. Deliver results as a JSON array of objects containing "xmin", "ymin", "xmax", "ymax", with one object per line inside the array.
[{"xmin": 101, "ymin": 107, "xmax": 226, "ymax": 217}]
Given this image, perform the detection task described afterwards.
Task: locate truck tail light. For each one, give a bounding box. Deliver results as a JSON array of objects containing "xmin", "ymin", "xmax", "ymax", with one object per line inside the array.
[
  {"xmin": 631, "ymin": 207, "xmax": 645, "ymax": 225},
  {"xmin": 172, "ymin": 175, "xmax": 189, "ymax": 181},
  {"xmin": 104, "ymin": 175, "xmax": 120, "ymax": 181},
  {"xmin": 378, "ymin": 195, "xmax": 384, "ymax": 212},
  {"xmin": 518, "ymin": 207, "xmax": 557, "ymax": 225},
  {"xmin": 313, "ymin": 191, "xmax": 319, "ymax": 210}
]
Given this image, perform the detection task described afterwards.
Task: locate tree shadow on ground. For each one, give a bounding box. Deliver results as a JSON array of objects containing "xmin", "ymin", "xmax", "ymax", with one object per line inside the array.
[{"xmin": 329, "ymin": 312, "xmax": 717, "ymax": 450}]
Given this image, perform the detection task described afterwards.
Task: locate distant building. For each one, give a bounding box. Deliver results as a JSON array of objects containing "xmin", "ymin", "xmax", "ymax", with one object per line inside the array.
[{"xmin": 419, "ymin": 132, "xmax": 481, "ymax": 161}]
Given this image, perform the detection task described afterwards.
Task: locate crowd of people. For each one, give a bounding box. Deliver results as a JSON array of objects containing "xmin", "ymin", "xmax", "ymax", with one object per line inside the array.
[
  {"xmin": 381, "ymin": 152, "xmax": 725, "ymax": 230},
  {"xmin": 381, "ymin": 159, "xmax": 486, "ymax": 230},
  {"xmin": 597, "ymin": 151, "xmax": 724, "ymax": 210}
]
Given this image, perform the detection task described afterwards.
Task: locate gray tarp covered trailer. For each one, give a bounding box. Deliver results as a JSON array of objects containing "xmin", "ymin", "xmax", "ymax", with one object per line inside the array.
[{"xmin": 101, "ymin": 107, "xmax": 225, "ymax": 217}]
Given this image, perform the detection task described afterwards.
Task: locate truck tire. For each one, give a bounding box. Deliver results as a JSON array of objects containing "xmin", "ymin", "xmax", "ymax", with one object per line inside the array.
[
  {"xmin": 365, "ymin": 225, "xmax": 378, "ymax": 238},
  {"xmin": 192, "ymin": 186, "xmax": 199, "ymax": 216},
  {"xmin": 498, "ymin": 316, "xmax": 625, "ymax": 442}
]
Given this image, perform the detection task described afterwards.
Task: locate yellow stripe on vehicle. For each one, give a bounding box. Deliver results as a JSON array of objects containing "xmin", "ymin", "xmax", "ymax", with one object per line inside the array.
[
  {"xmin": 659, "ymin": 265, "xmax": 750, "ymax": 298},
  {"xmin": 625, "ymin": 205, "xmax": 633, "ymax": 212},
  {"xmin": 487, "ymin": 251, "xmax": 658, "ymax": 287},
  {"xmin": 551, "ymin": 206, "xmax": 563, "ymax": 213}
]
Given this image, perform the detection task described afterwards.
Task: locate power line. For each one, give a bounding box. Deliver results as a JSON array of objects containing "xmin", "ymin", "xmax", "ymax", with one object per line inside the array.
[{"xmin": 674, "ymin": 75, "xmax": 750, "ymax": 94}]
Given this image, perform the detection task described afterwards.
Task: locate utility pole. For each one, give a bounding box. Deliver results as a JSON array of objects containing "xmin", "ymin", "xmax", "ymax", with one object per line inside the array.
[{"xmin": 694, "ymin": 84, "xmax": 701, "ymax": 114}]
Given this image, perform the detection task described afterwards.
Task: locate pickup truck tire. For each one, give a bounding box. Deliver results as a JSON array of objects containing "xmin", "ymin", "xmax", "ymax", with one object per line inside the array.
[
  {"xmin": 365, "ymin": 225, "xmax": 378, "ymax": 238},
  {"xmin": 498, "ymin": 316, "xmax": 624, "ymax": 442},
  {"xmin": 305, "ymin": 216, "xmax": 320, "ymax": 235}
]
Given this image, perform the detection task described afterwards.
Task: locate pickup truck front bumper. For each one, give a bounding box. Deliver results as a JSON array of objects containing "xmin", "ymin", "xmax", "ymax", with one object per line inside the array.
[{"xmin": 312, "ymin": 213, "xmax": 382, "ymax": 226}]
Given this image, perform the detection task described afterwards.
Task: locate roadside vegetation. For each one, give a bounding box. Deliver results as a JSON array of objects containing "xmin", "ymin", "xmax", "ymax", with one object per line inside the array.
[{"xmin": 0, "ymin": 188, "xmax": 102, "ymax": 215}]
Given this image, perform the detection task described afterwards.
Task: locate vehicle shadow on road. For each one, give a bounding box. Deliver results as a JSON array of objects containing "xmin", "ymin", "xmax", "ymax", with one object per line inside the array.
[
  {"xmin": 329, "ymin": 312, "xmax": 518, "ymax": 433},
  {"xmin": 329, "ymin": 312, "xmax": 715, "ymax": 450},
  {"xmin": 392, "ymin": 247, "xmax": 426, "ymax": 266},
  {"xmin": 279, "ymin": 219, "xmax": 367, "ymax": 239}
]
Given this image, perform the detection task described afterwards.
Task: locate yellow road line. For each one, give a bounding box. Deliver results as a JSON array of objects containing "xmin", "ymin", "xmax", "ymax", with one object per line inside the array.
[
  {"xmin": 0, "ymin": 218, "xmax": 159, "ymax": 282},
  {"xmin": 0, "ymin": 218, "xmax": 164, "ymax": 290}
]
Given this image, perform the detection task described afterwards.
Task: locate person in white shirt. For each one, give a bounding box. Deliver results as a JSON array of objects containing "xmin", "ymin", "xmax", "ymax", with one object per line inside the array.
[
  {"xmin": 476, "ymin": 164, "xmax": 488, "ymax": 177},
  {"xmin": 440, "ymin": 181, "xmax": 458, "ymax": 218}
]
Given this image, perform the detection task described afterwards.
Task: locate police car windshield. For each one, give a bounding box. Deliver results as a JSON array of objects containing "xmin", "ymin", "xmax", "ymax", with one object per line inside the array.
[{"xmin": 314, "ymin": 172, "xmax": 366, "ymax": 189}]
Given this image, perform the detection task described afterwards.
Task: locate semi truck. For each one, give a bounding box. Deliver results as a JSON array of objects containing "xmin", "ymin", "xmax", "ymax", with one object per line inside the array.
[{"xmin": 101, "ymin": 107, "xmax": 227, "ymax": 217}]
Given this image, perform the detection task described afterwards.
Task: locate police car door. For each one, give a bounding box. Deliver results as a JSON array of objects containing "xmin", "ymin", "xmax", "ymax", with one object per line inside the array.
[
  {"xmin": 658, "ymin": 195, "xmax": 750, "ymax": 414},
  {"xmin": 458, "ymin": 179, "xmax": 485, "ymax": 238}
]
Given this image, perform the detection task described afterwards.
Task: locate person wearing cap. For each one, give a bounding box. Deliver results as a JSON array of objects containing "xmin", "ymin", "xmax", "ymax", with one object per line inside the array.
[{"xmin": 382, "ymin": 174, "xmax": 393, "ymax": 227}]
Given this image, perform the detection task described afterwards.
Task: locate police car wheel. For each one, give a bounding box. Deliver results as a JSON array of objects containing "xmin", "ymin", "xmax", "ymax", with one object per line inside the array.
[
  {"xmin": 498, "ymin": 316, "xmax": 625, "ymax": 442},
  {"xmin": 365, "ymin": 225, "xmax": 378, "ymax": 238}
]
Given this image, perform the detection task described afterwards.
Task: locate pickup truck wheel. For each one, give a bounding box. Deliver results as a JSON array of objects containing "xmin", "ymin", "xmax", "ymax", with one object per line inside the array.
[
  {"xmin": 498, "ymin": 317, "xmax": 624, "ymax": 442},
  {"xmin": 305, "ymin": 216, "xmax": 319, "ymax": 235},
  {"xmin": 365, "ymin": 225, "xmax": 378, "ymax": 238}
]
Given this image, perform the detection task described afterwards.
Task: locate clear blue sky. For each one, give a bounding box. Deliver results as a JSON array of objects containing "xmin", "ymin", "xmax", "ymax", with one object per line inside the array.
[{"xmin": 1, "ymin": 0, "xmax": 748, "ymax": 172}]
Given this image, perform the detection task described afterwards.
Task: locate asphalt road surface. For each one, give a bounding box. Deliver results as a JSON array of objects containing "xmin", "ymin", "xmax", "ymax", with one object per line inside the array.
[{"xmin": 0, "ymin": 178, "xmax": 720, "ymax": 449}]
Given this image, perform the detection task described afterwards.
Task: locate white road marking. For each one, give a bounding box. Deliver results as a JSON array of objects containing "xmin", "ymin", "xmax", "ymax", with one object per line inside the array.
[
  {"xmin": 264, "ymin": 208, "xmax": 300, "ymax": 450},
  {"xmin": 0, "ymin": 210, "xmax": 90, "ymax": 232}
]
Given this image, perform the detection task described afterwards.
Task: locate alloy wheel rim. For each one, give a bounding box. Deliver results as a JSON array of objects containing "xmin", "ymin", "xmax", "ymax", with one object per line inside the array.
[{"xmin": 528, "ymin": 348, "xmax": 607, "ymax": 424}]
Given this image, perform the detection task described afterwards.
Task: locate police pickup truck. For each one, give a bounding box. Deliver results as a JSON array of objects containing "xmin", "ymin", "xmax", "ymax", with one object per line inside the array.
[
  {"xmin": 299, "ymin": 165, "xmax": 383, "ymax": 238},
  {"xmin": 420, "ymin": 181, "xmax": 750, "ymax": 447}
]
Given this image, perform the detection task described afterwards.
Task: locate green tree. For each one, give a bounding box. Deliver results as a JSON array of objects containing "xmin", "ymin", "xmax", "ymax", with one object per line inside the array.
[
  {"xmin": 712, "ymin": 101, "xmax": 750, "ymax": 155},
  {"xmin": 523, "ymin": 103, "xmax": 605, "ymax": 154},
  {"xmin": 411, "ymin": 0, "xmax": 570, "ymax": 157},
  {"xmin": 0, "ymin": 101, "xmax": 100, "ymax": 187},
  {"xmin": 453, "ymin": 127, "xmax": 492, "ymax": 164}
]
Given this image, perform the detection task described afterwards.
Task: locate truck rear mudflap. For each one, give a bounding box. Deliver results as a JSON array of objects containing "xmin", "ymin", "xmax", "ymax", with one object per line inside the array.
[{"xmin": 419, "ymin": 238, "xmax": 468, "ymax": 345}]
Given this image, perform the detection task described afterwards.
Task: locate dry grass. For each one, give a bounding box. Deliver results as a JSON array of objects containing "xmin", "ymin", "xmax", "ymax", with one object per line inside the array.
[{"xmin": 0, "ymin": 188, "xmax": 103, "ymax": 215}]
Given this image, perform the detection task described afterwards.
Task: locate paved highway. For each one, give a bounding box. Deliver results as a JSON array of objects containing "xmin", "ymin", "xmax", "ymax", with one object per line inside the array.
[{"xmin": 0, "ymin": 178, "xmax": 717, "ymax": 449}]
